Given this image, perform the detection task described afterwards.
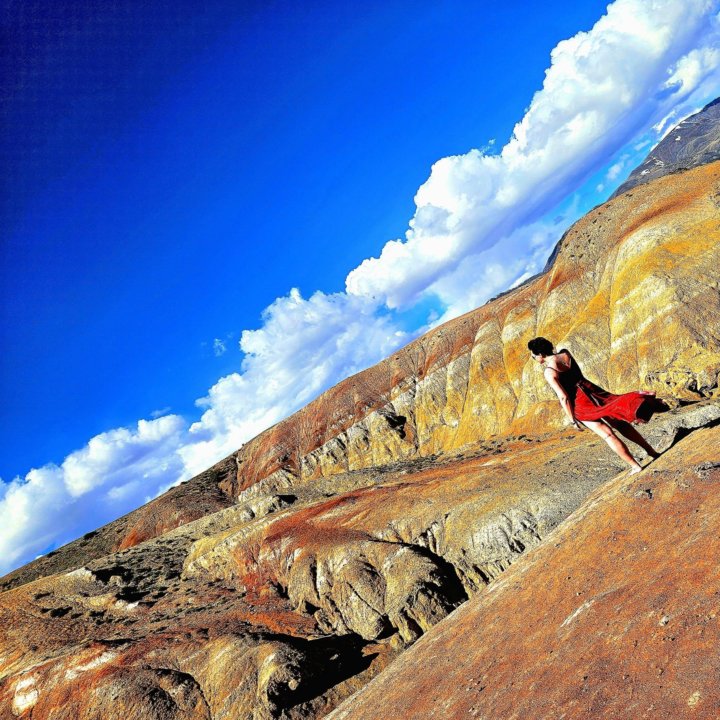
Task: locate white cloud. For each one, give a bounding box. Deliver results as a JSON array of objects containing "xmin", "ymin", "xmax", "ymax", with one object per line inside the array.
[
  {"xmin": 213, "ymin": 338, "xmax": 227, "ymax": 357},
  {"xmin": 345, "ymin": 0, "xmax": 720, "ymax": 310},
  {"xmin": 178, "ymin": 289, "xmax": 404, "ymax": 477},
  {"xmin": 3, "ymin": 0, "xmax": 720, "ymax": 578},
  {"xmin": 664, "ymin": 45, "xmax": 720, "ymax": 96},
  {"xmin": 0, "ymin": 416, "xmax": 186, "ymax": 575},
  {"xmin": 150, "ymin": 406, "xmax": 172, "ymax": 418},
  {"xmin": 425, "ymin": 214, "xmax": 575, "ymax": 327},
  {"xmin": 107, "ymin": 480, "xmax": 142, "ymax": 502},
  {"xmin": 606, "ymin": 155, "xmax": 630, "ymax": 182}
]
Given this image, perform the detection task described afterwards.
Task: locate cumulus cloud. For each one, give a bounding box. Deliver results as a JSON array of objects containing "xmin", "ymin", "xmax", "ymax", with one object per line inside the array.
[
  {"xmin": 664, "ymin": 45, "xmax": 720, "ymax": 96},
  {"xmin": 425, "ymin": 214, "xmax": 576, "ymax": 327},
  {"xmin": 606, "ymin": 155, "xmax": 630, "ymax": 182},
  {"xmin": 345, "ymin": 0, "xmax": 720, "ymax": 309},
  {"xmin": 0, "ymin": 290, "xmax": 405, "ymax": 575},
  {"xmin": 0, "ymin": 416, "xmax": 186, "ymax": 575},
  {"xmin": 3, "ymin": 0, "xmax": 720, "ymax": 577},
  {"xmin": 178, "ymin": 289, "xmax": 405, "ymax": 477}
]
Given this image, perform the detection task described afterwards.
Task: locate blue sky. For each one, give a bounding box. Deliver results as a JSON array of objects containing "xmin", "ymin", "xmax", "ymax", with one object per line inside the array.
[
  {"xmin": 2, "ymin": 0, "xmax": 607, "ymax": 478},
  {"xmin": 1, "ymin": 0, "xmax": 719, "ymax": 574}
]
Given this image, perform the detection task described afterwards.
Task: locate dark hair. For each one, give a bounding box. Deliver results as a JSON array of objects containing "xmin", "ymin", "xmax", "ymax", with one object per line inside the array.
[{"xmin": 528, "ymin": 337, "xmax": 554, "ymax": 356}]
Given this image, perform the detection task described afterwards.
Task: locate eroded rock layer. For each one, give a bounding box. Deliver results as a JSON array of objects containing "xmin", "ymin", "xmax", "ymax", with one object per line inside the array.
[
  {"xmin": 0, "ymin": 437, "xmax": 601, "ymax": 718},
  {"xmin": 327, "ymin": 419, "xmax": 720, "ymax": 720},
  {"xmin": 1, "ymin": 401, "xmax": 718, "ymax": 719}
]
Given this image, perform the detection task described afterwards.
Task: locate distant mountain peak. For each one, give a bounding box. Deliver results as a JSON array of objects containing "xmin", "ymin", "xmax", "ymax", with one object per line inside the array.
[{"xmin": 611, "ymin": 95, "xmax": 720, "ymax": 198}]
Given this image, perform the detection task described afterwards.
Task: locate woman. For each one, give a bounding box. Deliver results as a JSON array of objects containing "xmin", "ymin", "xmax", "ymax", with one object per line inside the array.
[{"xmin": 528, "ymin": 337, "xmax": 666, "ymax": 475}]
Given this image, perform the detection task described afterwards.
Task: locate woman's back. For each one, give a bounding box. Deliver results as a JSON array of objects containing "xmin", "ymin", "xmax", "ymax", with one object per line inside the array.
[{"xmin": 552, "ymin": 349, "xmax": 584, "ymax": 398}]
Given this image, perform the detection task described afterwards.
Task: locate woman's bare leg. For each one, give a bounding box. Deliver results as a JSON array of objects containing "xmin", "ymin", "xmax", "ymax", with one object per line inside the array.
[
  {"xmin": 580, "ymin": 419, "xmax": 643, "ymax": 473},
  {"xmin": 604, "ymin": 418, "xmax": 660, "ymax": 458}
]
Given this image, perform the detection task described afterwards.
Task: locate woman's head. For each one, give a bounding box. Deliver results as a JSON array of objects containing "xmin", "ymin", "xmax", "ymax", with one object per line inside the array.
[{"xmin": 528, "ymin": 337, "xmax": 554, "ymax": 359}]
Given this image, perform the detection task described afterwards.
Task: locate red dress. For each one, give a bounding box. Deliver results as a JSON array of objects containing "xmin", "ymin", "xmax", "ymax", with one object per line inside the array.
[{"xmin": 553, "ymin": 349, "xmax": 661, "ymax": 424}]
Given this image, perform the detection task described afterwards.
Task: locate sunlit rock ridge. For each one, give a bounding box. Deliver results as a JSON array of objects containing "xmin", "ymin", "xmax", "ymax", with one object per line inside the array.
[
  {"xmin": 1, "ymin": 104, "xmax": 719, "ymax": 719},
  {"xmin": 611, "ymin": 96, "xmax": 720, "ymax": 198}
]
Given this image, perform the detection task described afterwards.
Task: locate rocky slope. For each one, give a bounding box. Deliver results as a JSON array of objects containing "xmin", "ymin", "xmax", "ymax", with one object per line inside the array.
[
  {"xmin": 4, "ymin": 158, "xmax": 719, "ymax": 597},
  {"xmin": 1, "ymin": 125, "xmax": 720, "ymax": 717},
  {"xmin": 2, "ymin": 401, "xmax": 718, "ymax": 720},
  {"xmin": 612, "ymin": 96, "xmax": 720, "ymax": 197},
  {"xmin": 327, "ymin": 416, "xmax": 720, "ymax": 720}
]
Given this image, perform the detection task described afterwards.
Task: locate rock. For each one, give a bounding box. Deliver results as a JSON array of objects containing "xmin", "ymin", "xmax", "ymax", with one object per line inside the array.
[
  {"xmin": 1, "ymin": 422, "xmax": 655, "ymax": 719},
  {"xmin": 611, "ymin": 96, "xmax": 720, "ymax": 198},
  {"xmin": 326, "ymin": 423, "xmax": 720, "ymax": 720}
]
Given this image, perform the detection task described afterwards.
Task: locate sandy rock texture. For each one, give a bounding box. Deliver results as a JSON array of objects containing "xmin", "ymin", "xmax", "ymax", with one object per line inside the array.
[
  {"xmin": 1, "ymin": 401, "xmax": 717, "ymax": 719},
  {"xmin": 0, "ymin": 439, "xmax": 590, "ymax": 718},
  {"xmin": 327, "ymin": 419, "xmax": 720, "ymax": 720}
]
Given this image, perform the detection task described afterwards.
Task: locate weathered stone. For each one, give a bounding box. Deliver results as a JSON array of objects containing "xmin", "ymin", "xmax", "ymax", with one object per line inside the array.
[
  {"xmin": 326, "ymin": 423, "xmax": 720, "ymax": 720},
  {"xmin": 611, "ymin": 96, "xmax": 720, "ymax": 197}
]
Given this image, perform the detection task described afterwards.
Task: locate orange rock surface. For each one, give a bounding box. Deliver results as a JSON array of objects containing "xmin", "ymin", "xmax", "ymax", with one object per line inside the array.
[{"xmin": 328, "ymin": 422, "xmax": 720, "ymax": 720}]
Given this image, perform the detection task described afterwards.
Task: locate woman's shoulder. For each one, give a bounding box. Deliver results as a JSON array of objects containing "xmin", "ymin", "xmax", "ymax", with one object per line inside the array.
[
  {"xmin": 543, "ymin": 364, "xmax": 562, "ymax": 382},
  {"xmin": 550, "ymin": 349, "xmax": 575, "ymax": 373}
]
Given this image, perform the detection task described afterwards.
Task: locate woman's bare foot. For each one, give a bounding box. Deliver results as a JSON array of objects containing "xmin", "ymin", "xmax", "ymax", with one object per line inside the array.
[{"xmin": 628, "ymin": 464, "xmax": 643, "ymax": 476}]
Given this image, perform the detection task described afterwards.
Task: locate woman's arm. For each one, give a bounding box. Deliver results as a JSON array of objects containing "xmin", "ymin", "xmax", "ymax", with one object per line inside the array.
[{"xmin": 544, "ymin": 367, "xmax": 581, "ymax": 428}]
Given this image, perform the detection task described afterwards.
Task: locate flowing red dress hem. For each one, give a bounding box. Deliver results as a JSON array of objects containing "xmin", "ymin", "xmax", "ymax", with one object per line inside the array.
[{"xmin": 574, "ymin": 383, "xmax": 657, "ymax": 424}]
